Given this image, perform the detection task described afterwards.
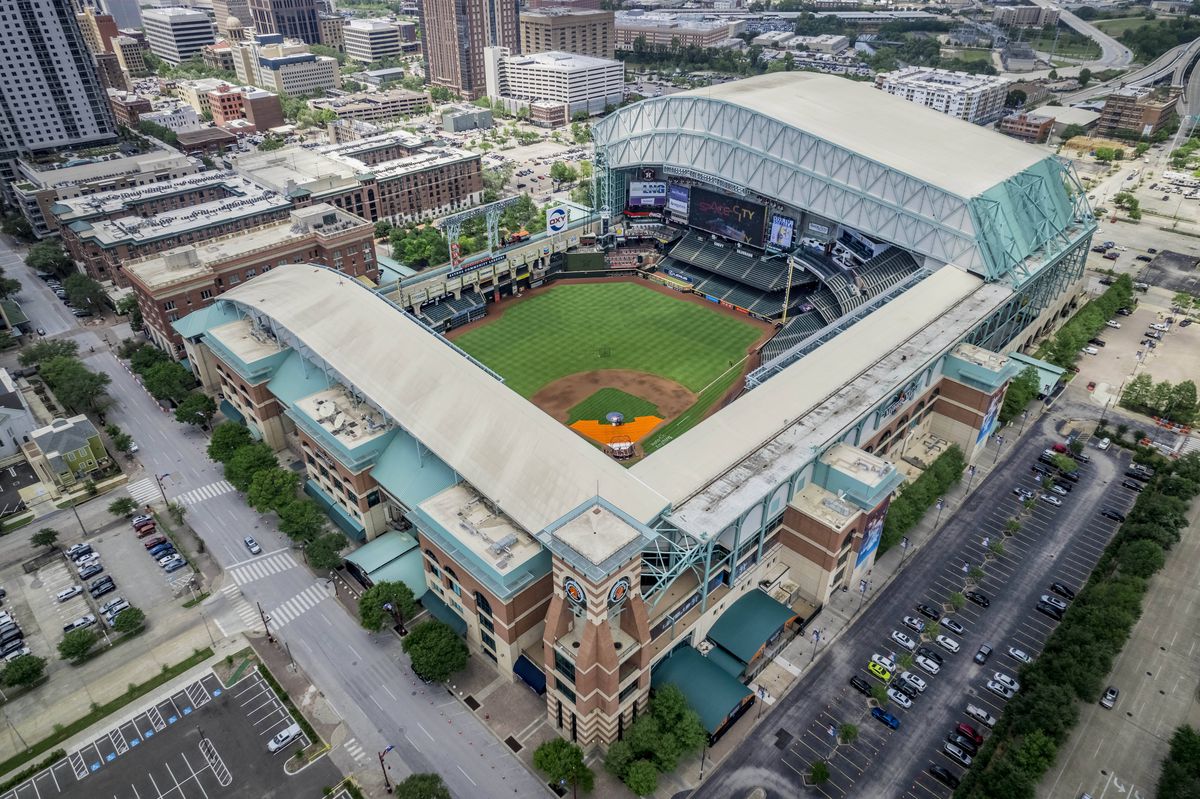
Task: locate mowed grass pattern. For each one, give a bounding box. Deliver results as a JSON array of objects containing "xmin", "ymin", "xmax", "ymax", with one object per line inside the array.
[
  {"xmin": 454, "ymin": 283, "xmax": 763, "ymax": 397},
  {"xmin": 567, "ymin": 388, "xmax": 661, "ymax": 424}
]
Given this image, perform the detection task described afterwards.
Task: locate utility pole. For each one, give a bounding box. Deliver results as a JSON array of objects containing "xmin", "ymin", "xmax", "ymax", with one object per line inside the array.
[
  {"xmin": 379, "ymin": 746, "xmax": 394, "ymax": 793},
  {"xmin": 155, "ymin": 473, "xmax": 170, "ymax": 505},
  {"xmin": 258, "ymin": 602, "xmax": 273, "ymax": 643}
]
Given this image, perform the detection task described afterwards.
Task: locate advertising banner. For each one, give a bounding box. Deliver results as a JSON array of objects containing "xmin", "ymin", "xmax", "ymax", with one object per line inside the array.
[
  {"xmin": 767, "ymin": 214, "xmax": 796, "ymax": 249},
  {"xmin": 667, "ymin": 184, "xmax": 690, "ymax": 216},
  {"xmin": 546, "ymin": 205, "xmax": 568, "ymax": 234},
  {"xmin": 628, "ymin": 181, "xmax": 667, "ymax": 207},
  {"xmin": 976, "ymin": 389, "xmax": 1003, "ymax": 444},
  {"xmin": 689, "ymin": 186, "xmax": 766, "ymax": 247},
  {"xmin": 855, "ymin": 500, "xmax": 890, "ymax": 568}
]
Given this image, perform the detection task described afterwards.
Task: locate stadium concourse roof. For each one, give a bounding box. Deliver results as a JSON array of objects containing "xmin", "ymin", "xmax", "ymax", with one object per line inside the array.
[
  {"xmin": 682, "ymin": 72, "xmax": 1042, "ymax": 199},
  {"xmin": 214, "ymin": 266, "xmax": 669, "ymax": 534}
]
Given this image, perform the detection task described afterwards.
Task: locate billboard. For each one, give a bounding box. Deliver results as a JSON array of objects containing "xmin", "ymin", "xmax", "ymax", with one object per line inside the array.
[
  {"xmin": 855, "ymin": 500, "xmax": 890, "ymax": 568},
  {"xmin": 628, "ymin": 181, "xmax": 667, "ymax": 207},
  {"xmin": 689, "ymin": 186, "xmax": 765, "ymax": 247},
  {"xmin": 767, "ymin": 214, "xmax": 795, "ymax": 250},
  {"xmin": 546, "ymin": 205, "xmax": 568, "ymax": 234},
  {"xmin": 976, "ymin": 389, "xmax": 1003, "ymax": 444},
  {"xmin": 667, "ymin": 184, "xmax": 690, "ymax": 216}
]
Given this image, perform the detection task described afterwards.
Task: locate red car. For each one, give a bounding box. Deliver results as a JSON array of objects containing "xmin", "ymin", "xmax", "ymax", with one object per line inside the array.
[
  {"xmin": 1052, "ymin": 442, "xmax": 1068, "ymax": 453},
  {"xmin": 1087, "ymin": 381, "xmax": 1096, "ymax": 392},
  {"xmin": 142, "ymin": 535, "xmax": 167, "ymax": 550},
  {"xmin": 956, "ymin": 722, "xmax": 984, "ymax": 746},
  {"xmin": 135, "ymin": 523, "xmax": 157, "ymax": 538}
]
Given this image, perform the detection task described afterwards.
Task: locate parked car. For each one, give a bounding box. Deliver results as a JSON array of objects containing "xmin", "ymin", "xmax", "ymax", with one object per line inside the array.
[
  {"xmin": 1105, "ymin": 320, "xmax": 1121, "ymax": 329},
  {"xmin": 868, "ymin": 661, "xmax": 892, "ymax": 681},
  {"xmin": 965, "ymin": 591, "xmax": 990, "ymax": 608},
  {"xmin": 56, "ymin": 585, "xmax": 82, "ymax": 602},
  {"xmin": 915, "ymin": 603, "xmax": 939, "ymax": 621},
  {"xmin": 99, "ymin": 596, "xmax": 126, "ymax": 616},
  {"xmin": 956, "ymin": 722, "xmax": 983, "ymax": 746},
  {"xmin": 1050, "ymin": 582, "xmax": 1076, "ymax": 600},
  {"xmin": 1041, "ymin": 494, "xmax": 1063, "ymax": 507},
  {"xmin": 1121, "ymin": 480, "xmax": 1144, "ymax": 492},
  {"xmin": 147, "ymin": 542, "xmax": 174, "ymax": 558},
  {"xmin": 849, "ymin": 675, "xmax": 872, "ymax": 696},
  {"xmin": 158, "ymin": 553, "xmax": 182, "ymax": 567},
  {"xmin": 164, "ymin": 559, "xmax": 189, "ymax": 573},
  {"xmin": 871, "ymin": 653, "xmax": 897, "ymax": 673},
  {"xmin": 916, "ymin": 646, "xmax": 944, "ymax": 666},
  {"xmin": 915, "ymin": 654, "xmax": 940, "ymax": 675},
  {"xmin": 135, "ymin": 524, "xmax": 157, "ymax": 538},
  {"xmin": 1036, "ymin": 601, "xmax": 1064, "ymax": 621},
  {"xmin": 1100, "ymin": 686, "xmax": 1119, "ymax": 709},
  {"xmin": 1100, "ymin": 508, "xmax": 1127, "ymax": 522},
  {"xmin": 1081, "ymin": 346, "xmax": 1099, "ymax": 355},
  {"xmin": 143, "ymin": 535, "xmax": 167, "ymax": 550},
  {"xmin": 974, "ymin": 644, "xmax": 993, "ymax": 665},
  {"xmin": 928, "ymin": 765, "xmax": 960, "ymax": 789},
  {"xmin": 993, "ymin": 672, "xmax": 1021, "ymax": 693},
  {"xmin": 937, "ymin": 634, "xmax": 960, "ymax": 653},
  {"xmin": 66, "ymin": 543, "xmax": 92, "ymax": 559},
  {"xmin": 871, "ymin": 707, "xmax": 900, "ymax": 730},
  {"xmin": 1097, "ymin": 437, "xmax": 1111, "ymax": 450},
  {"xmin": 986, "ymin": 680, "xmax": 1015, "ymax": 700},
  {"xmin": 1008, "ymin": 646, "xmax": 1032, "ymax": 664},
  {"xmin": 943, "ymin": 742, "xmax": 972, "ymax": 766},
  {"xmin": 891, "ymin": 630, "xmax": 917, "ymax": 651},
  {"xmin": 78, "ymin": 563, "xmax": 103, "ymax": 581},
  {"xmin": 946, "ymin": 733, "xmax": 978, "ymax": 757},
  {"xmin": 899, "ymin": 671, "xmax": 926, "ymax": 693},
  {"xmin": 267, "ymin": 723, "xmax": 303, "ymax": 753},
  {"xmin": 887, "ymin": 687, "xmax": 913, "ymax": 709},
  {"xmin": 63, "ymin": 614, "xmax": 96, "ymax": 632},
  {"xmin": 902, "ymin": 615, "xmax": 926, "ymax": 633},
  {"xmin": 966, "ymin": 704, "xmax": 996, "ymax": 728}
]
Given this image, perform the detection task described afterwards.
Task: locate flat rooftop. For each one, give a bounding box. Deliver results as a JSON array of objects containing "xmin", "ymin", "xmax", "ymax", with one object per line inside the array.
[
  {"xmin": 551, "ymin": 504, "xmax": 642, "ymax": 567},
  {"xmin": 16, "ymin": 149, "xmax": 192, "ymax": 191},
  {"xmin": 310, "ymin": 89, "xmax": 428, "ymax": 114},
  {"xmin": 615, "ymin": 11, "xmax": 729, "ymax": 31},
  {"xmin": 52, "ymin": 171, "xmax": 250, "ymax": 222},
  {"xmin": 317, "ymin": 130, "xmax": 430, "ymax": 160},
  {"xmin": 294, "ymin": 385, "xmax": 393, "ymax": 449},
  {"xmin": 420, "ymin": 483, "xmax": 543, "ymax": 576},
  {"xmin": 820, "ymin": 443, "xmax": 892, "ymax": 489},
  {"xmin": 791, "ymin": 484, "xmax": 858, "ymax": 533},
  {"xmin": 951, "ymin": 341, "xmax": 1009, "ymax": 371},
  {"xmin": 880, "ymin": 66, "xmax": 1009, "ymax": 90},
  {"xmin": 207, "ymin": 318, "xmax": 285, "ymax": 365},
  {"xmin": 232, "ymin": 149, "xmax": 363, "ymax": 196},
  {"xmin": 507, "ymin": 51, "xmax": 622, "ymax": 70}
]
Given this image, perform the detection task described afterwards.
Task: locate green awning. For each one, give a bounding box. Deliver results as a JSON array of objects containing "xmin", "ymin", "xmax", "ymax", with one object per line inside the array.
[
  {"xmin": 652, "ymin": 647, "xmax": 752, "ymax": 735},
  {"xmin": 218, "ymin": 399, "xmax": 245, "ymax": 424},
  {"xmin": 421, "ymin": 590, "xmax": 467, "ymax": 636},
  {"xmin": 705, "ymin": 589, "xmax": 797, "ymax": 666},
  {"xmin": 343, "ymin": 530, "xmax": 427, "ymax": 600},
  {"xmin": 1008, "ymin": 352, "xmax": 1066, "ymax": 396},
  {"xmin": 705, "ymin": 644, "xmax": 745, "ymax": 677},
  {"xmin": 304, "ymin": 479, "xmax": 365, "ymax": 542}
]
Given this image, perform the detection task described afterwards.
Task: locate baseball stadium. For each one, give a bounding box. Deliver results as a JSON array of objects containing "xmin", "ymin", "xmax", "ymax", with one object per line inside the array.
[{"xmin": 176, "ymin": 72, "xmax": 1095, "ymax": 750}]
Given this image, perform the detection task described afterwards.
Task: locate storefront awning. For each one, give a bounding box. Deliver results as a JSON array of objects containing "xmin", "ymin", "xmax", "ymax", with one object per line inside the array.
[
  {"xmin": 513, "ymin": 654, "xmax": 546, "ymax": 695},
  {"xmin": 705, "ymin": 589, "xmax": 797, "ymax": 666},
  {"xmin": 420, "ymin": 590, "xmax": 467, "ymax": 636},
  {"xmin": 652, "ymin": 647, "xmax": 752, "ymax": 736}
]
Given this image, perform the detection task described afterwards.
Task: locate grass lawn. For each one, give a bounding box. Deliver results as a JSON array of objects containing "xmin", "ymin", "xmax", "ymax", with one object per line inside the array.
[
  {"xmin": 568, "ymin": 388, "xmax": 661, "ymax": 424},
  {"xmin": 1024, "ymin": 32, "xmax": 1101, "ymax": 59},
  {"xmin": 454, "ymin": 282, "xmax": 763, "ymax": 397},
  {"xmin": 1093, "ymin": 16, "xmax": 1162, "ymax": 37},
  {"xmin": 941, "ymin": 48, "xmax": 993, "ymax": 63}
]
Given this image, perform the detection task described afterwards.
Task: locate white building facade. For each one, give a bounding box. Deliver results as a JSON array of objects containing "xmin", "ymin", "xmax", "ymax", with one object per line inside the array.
[
  {"xmin": 484, "ymin": 48, "xmax": 623, "ymax": 117},
  {"xmin": 143, "ymin": 7, "xmax": 216, "ymax": 65},
  {"xmin": 874, "ymin": 67, "xmax": 1009, "ymax": 125},
  {"xmin": 344, "ymin": 19, "xmax": 401, "ymax": 63}
]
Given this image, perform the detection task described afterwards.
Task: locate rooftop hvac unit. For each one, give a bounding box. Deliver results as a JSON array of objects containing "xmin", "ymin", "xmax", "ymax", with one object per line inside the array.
[{"xmin": 488, "ymin": 533, "xmax": 518, "ymax": 555}]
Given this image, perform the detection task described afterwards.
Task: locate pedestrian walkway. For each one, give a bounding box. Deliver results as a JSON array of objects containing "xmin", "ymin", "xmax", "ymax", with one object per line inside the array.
[
  {"xmin": 175, "ymin": 479, "xmax": 235, "ymax": 506},
  {"xmin": 341, "ymin": 737, "xmax": 368, "ymax": 766},
  {"xmin": 217, "ymin": 583, "xmax": 264, "ymax": 634},
  {"xmin": 228, "ymin": 551, "xmax": 297, "ymax": 586},
  {"xmin": 125, "ymin": 477, "xmax": 160, "ymax": 506},
  {"xmin": 266, "ymin": 582, "xmax": 333, "ymax": 630}
]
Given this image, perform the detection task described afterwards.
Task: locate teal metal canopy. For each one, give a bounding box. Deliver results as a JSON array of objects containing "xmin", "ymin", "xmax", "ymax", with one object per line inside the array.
[
  {"xmin": 706, "ymin": 589, "xmax": 797, "ymax": 666},
  {"xmin": 652, "ymin": 647, "xmax": 752, "ymax": 735}
]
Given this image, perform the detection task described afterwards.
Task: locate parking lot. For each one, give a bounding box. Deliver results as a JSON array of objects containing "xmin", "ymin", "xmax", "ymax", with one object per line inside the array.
[
  {"xmin": 695, "ymin": 418, "xmax": 1139, "ymax": 799},
  {"xmin": 0, "ymin": 671, "xmax": 337, "ymax": 799}
]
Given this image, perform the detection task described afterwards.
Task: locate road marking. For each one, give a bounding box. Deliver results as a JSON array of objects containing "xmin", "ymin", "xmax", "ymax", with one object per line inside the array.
[
  {"xmin": 417, "ymin": 722, "xmax": 435, "ymax": 742},
  {"xmin": 228, "ymin": 552, "xmax": 299, "ymax": 587},
  {"xmin": 175, "ymin": 480, "xmax": 236, "ymax": 506},
  {"xmin": 456, "ymin": 765, "xmax": 477, "ymax": 786}
]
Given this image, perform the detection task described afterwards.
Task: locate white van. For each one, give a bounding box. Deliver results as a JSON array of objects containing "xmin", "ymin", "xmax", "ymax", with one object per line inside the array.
[
  {"xmin": 966, "ymin": 703, "xmax": 996, "ymax": 728},
  {"xmin": 267, "ymin": 723, "xmax": 302, "ymax": 753}
]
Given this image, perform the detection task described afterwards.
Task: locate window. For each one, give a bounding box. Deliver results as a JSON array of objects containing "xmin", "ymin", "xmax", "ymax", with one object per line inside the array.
[
  {"xmin": 199, "ymin": 289, "xmax": 213, "ymax": 300},
  {"xmin": 474, "ymin": 591, "xmax": 492, "ymax": 616},
  {"xmin": 554, "ymin": 650, "xmax": 576, "ymax": 684},
  {"xmin": 481, "ymin": 632, "xmax": 495, "ymax": 651},
  {"xmin": 163, "ymin": 300, "xmax": 176, "ymax": 311}
]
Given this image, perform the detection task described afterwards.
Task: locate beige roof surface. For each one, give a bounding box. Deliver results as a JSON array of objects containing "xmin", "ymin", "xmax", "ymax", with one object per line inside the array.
[
  {"xmin": 633, "ymin": 264, "xmax": 985, "ymax": 508},
  {"xmin": 678, "ymin": 72, "xmax": 1046, "ymax": 198},
  {"xmin": 219, "ymin": 266, "xmax": 668, "ymax": 533}
]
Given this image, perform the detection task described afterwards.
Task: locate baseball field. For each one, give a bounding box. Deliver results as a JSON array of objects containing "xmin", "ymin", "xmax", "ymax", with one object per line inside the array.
[{"xmin": 450, "ymin": 281, "xmax": 767, "ymax": 454}]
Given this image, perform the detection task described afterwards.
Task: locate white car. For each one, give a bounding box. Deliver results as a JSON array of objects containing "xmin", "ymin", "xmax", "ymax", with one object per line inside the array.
[
  {"xmin": 1040, "ymin": 594, "xmax": 1069, "ymax": 611},
  {"xmin": 1081, "ymin": 346, "xmax": 1099, "ymax": 355},
  {"xmin": 887, "ymin": 687, "xmax": 913, "ymax": 709},
  {"xmin": 987, "ymin": 680, "xmax": 1015, "ymax": 699},
  {"xmin": 891, "ymin": 630, "xmax": 917, "ymax": 651},
  {"xmin": 936, "ymin": 634, "xmax": 960, "ymax": 653},
  {"xmin": 1050, "ymin": 484, "xmax": 1068, "ymax": 496},
  {"xmin": 993, "ymin": 672, "xmax": 1021, "ymax": 693},
  {"xmin": 871, "ymin": 653, "xmax": 897, "ymax": 673},
  {"xmin": 1008, "ymin": 647, "xmax": 1032, "ymax": 664},
  {"xmin": 941, "ymin": 618, "xmax": 966, "ymax": 636},
  {"xmin": 1040, "ymin": 494, "xmax": 1062, "ymax": 507},
  {"xmin": 3, "ymin": 646, "xmax": 29, "ymax": 662},
  {"xmin": 56, "ymin": 585, "xmax": 82, "ymax": 602},
  {"xmin": 902, "ymin": 615, "xmax": 926, "ymax": 633},
  {"xmin": 1151, "ymin": 322, "xmax": 1169, "ymax": 331},
  {"xmin": 1106, "ymin": 320, "xmax": 1121, "ymax": 329},
  {"xmin": 1097, "ymin": 437, "xmax": 1111, "ymax": 451},
  {"xmin": 943, "ymin": 742, "xmax": 972, "ymax": 767},
  {"xmin": 915, "ymin": 655, "xmax": 940, "ymax": 675},
  {"xmin": 966, "ymin": 703, "xmax": 997, "ymax": 728},
  {"xmin": 158, "ymin": 553, "xmax": 183, "ymax": 567},
  {"xmin": 900, "ymin": 671, "xmax": 927, "ymax": 693}
]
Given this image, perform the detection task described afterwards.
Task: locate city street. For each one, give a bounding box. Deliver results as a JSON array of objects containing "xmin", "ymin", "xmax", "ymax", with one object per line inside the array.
[
  {"xmin": 0, "ymin": 236, "xmax": 550, "ymax": 799},
  {"xmin": 694, "ymin": 406, "xmax": 1133, "ymax": 799}
]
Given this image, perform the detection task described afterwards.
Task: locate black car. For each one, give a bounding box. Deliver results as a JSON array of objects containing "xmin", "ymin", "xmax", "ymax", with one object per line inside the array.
[
  {"xmin": 1182, "ymin": 319, "xmax": 1193, "ymax": 327},
  {"xmin": 929, "ymin": 766, "xmax": 960, "ymax": 789},
  {"xmin": 1036, "ymin": 601, "xmax": 1064, "ymax": 621},
  {"xmin": 849, "ymin": 676, "xmax": 872, "ymax": 696},
  {"xmin": 946, "ymin": 733, "xmax": 978, "ymax": 757},
  {"xmin": 1121, "ymin": 480, "xmax": 1144, "ymax": 492},
  {"xmin": 917, "ymin": 645, "xmax": 944, "ymax": 666},
  {"xmin": 894, "ymin": 680, "xmax": 918, "ymax": 700},
  {"xmin": 974, "ymin": 644, "xmax": 993, "ymax": 665},
  {"xmin": 1050, "ymin": 582, "xmax": 1076, "ymax": 600},
  {"xmin": 1116, "ymin": 307, "xmax": 1133, "ymax": 316},
  {"xmin": 1124, "ymin": 470, "xmax": 1152, "ymax": 483},
  {"xmin": 1074, "ymin": 452, "xmax": 1091, "ymax": 464},
  {"xmin": 1031, "ymin": 465, "xmax": 1051, "ymax": 477},
  {"xmin": 915, "ymin": 603, "xmax": 939, "ymax": 621},
  {"xmin": 1053, "ymin": 480, "xmax": 1072, "ymax": 493},
  {"xmin": 1087, "ymin": 338, "xmax": 1106, "ymax": 347},
  {"xmin": 1100, "ymin": 508, "xmax": 1126, "ymax": 522},
  {"xmin": 1059, "ymin": 470, "xmax": 1080, "ymax": 483},
  {"xmin": 966, "ymin": 591, "xmax": 990, "ymax": 608}
]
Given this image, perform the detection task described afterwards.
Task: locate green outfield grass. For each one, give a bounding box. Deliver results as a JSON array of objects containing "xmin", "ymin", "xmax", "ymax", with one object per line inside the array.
[
  {"xmin": 567, "ymin": 388, "xmax": 661, "ymax": 424},
  {"xmin": 454, "ymin": 282, "xmax": 763, "ymax": 398}
]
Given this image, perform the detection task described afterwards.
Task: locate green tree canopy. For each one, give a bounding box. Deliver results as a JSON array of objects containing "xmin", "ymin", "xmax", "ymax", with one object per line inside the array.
[
  {"xmin": 58, "ymin": 629, "xmax": 97, "ymax": 662},
  {"xmin": 277, "ymin": 498, "xmax": 326, "ymax": 542},
  {"xmin": 224, "ymin": 442, "xmax": 277, "ymax": 492},
  {"xmin": 40, "ymin": 355, "xmax": 111, "ymax": 413},
  {"xmin": 402, "ymin": 620, "xmax": 469, "ymax": 682},
  {"xmin": 1001, "ymin": 366, "xmax": 1040, "ymax": 423},
  {"xmin": 113, "ymin": 607, "xmax": 146, "ymax": 633},
  {"xmin": 533, "ymin": 738, "xmax": 594, "ymax": 796},
  {"xmin": 246, "ymin": 467, "xmax": 299, "ymax": 514},
  {"xmin": 25, "ymin": 241, "xmax": 74, "ymax": 278},
  {"xmin": 394, "ymin": 773, "xmax": 451, "ymax": 799},
  {"xmin": 1117, "ymin": 539, "xmax": 1165, "ymax": 578},
  {"xmin": 31, "ymin": 527, "xmax": 58, "ymax": 549},
  {"xmin": 175, "ymin": 392, "xmax": 217, "ymax": 427},
  {"xmin": 1157, "ymin": 724, "xmax": 1200, "ymax": 799},
  {"xmin": 208, "ymin": 421, "xmax": 254, "ymax": 462},
  {"xmin": 623, "ymin": 760, "xmax": 658, "ymax": 796},
  {"xmin": 108, "ymin": 497, "xmax": 137, "ymax": 517},
  {"xmin": 19, "ymin": 339, "xmax": 78, "ymax": 366},
  {"xmin": 358, "ymin": 581, "xmax": 418, "ymax": 631},
  {"xmin": 142, "ymin": 360, "xmax": 194, "ymax": 405},
  {"xmin": 64, "ymin": 273, "xmax": 106, "ymax": 313},
  {"xmin": 1, "ymin": 654, "xmax": 46, "ymax": 688},
  {"xmin": 306, "ymin": 531, "xmax": 347, "ymax": 570}
]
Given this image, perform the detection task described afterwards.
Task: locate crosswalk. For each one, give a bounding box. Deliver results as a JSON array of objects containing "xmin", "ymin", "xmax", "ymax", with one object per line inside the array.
[
  {"xmin": 126, "ymin": 477, "xmax": 160, "ymax": 506},
  {"xmin": 342, "ymin": 737, "xmax": 368, "ymax": 765},
  {"xmin": 175, "ymin": 479, "xmax": 236, "ymax": 506},
  {"xmin": 218, "ymin": 583, "xmax": 263, "ymax": 632},
  {"xmin": 228, "ymin": 551, "xmax": 297, "ymax": 586},
  {"xmin": 266, "ymin": 583, "xmax": 332, "ymax": 630}
]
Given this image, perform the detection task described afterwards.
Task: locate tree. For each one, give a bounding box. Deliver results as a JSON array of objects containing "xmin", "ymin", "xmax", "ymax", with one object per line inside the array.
[
  {"xmin": 257, "ymin": 135, "xmax": 286, "ymax": 151},
  {"xmin": 394, "ymin": 773, "xmax": 451, "ymax": 799},
  {"xmin": 63, "ymin": 273, "xmax": 106, "ymax": 313},
  {"xmin": 305, "ymin": 531, "xmax": 347, "ymax": 570},
  {"xmin": 871, "ymin": 682, "xmax": 890, "ymax": 706},
  {"xmin": 1078, "ymin": 67, "xmax": 1092, "ymax": 87},
  {"xmin": 949, "ymin": 591, "xmax": 965, "ymax": 610},
  {"xmin": 246, "ymin": 467, "xmax": 299, "ymax": 514},
  {"xmin": 2, "ymin": 213, "xmax": 33, "ymax": 242},
  {"xmin": 58, "ymin": 629, "xmax": 97, "ymax": 663},
  {"xmin": 1157, "ymin": 725, "xmax": 1200, "ymax": 799},
  {"xmin": 1001, "ymin": 366, "xmax": 1040, "ymax": 423},
  {"xmin": 1005, "ymin": 89, "xmax": 1027, "ymax": 107},
  {"xmin": 839, "ymin": 723, "xmax": 858, "ymax": 744},
  {"xmin": 108, "ymin": 497, "xmax": 137, "ymax": 518},
  {"xmin": 1, "ymin": 654, "xmax": 46, "ymax": 688},
  {"xmin": 549, "ymin": 162, "xmax": 578, "ymax": 184},
  {"xmin": 24, "ymin": 241, "xmax": 74, "ymax": 278},
  {"xmin": 174, "ymin": 393, "xmax": 216, "ymax": 427},
  {"xmin": 277, "ymin": 498, "xmax": 325, "ymax": 541},
  {"xmin": 810, "ymin": 760, "xmax": 830, "ymax": 785},
  {"xmin": 113, "ymin": 607, "xmax": 146, "ymax": 633},
  {"xmin": 129, "ymin": 342, "xmax": 171, "ymax": 374},
  {"xmin": 142, "ymin": 360, "xmax": 194, "ymax": 405},
  {"xmin": 19, "ymin": 338, "xmax": 78, "ymax": 367},
  {"xmin": 40, "ymin": 356, "xmax": 110, "ymax": 413},
  {"xmin": 533, "ymin": 739, "xmax": 594, "ymax": 797},
  {"xmin": 115, "ymin": 294, "xmax": 143, "ymax": 331},
  {"xmin": 402, "ymin": 620, "xmax": 469, "ymax": 682},
  {"xmin": 1051, "ymin": 454, "xmax": 1078, "ymax": 474},
  {"xmin": 224, "ymin": 442, "xmax": 277, "ymax": 492},
  {"xmin": 208, "ymin": 421, "xmax": 254, "ymax": 463},
  {"xmin": 1117, "ymin": 539, "xmax": 1165, "ymax": 578},
  {"xmin": 604, "ymin": 739, "xmax": 635, "ymax": 780},
  {"xmin": 111, "ymin": 430, "xmax": 133, "ymax": 454},
  {"xmin": 358, "ymin": 581, "xmax": 418, "ymax": 632},
  {"xmin": 31, "ymin": 527, "xmax": 58, "ymax": 550},
  {"xmin": 623, "ymin": 759, "xmax": 658, "ymax": 796},
  {"xmin": 0, "ymin": 274, "xmax": 21, "ymax": 301}
]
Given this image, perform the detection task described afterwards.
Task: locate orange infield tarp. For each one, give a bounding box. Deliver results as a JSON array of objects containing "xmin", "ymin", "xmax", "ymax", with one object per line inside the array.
[{"xmin": 571, "ymin": 416, "xmax": 663, "ymax": 445}]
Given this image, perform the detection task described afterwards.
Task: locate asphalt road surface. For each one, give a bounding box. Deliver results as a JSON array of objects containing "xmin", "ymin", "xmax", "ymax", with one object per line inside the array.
[{"xmin": 694, "ymin": 409, "xmax": 1133, "ymax": 799}]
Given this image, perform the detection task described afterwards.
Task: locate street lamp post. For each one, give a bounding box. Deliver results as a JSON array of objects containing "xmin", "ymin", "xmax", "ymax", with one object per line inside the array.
[
  {"xmin": 379, "ymin": 746, "xmax": 394, "ymax": 794},
  {"xmin": 1019, "ymin": 409, "xmax": 1029, "ymax": 434},
  {"xmin": 155, "ymin": 473, "xmax": 170, "ymax": 505},
  {"xmin": 992, "ymin": 434, "xmax": 1005, "ymax": 465},
  {"xmin": 934, "ymin": 497, "xmax": 945, "ymax": 528},
  {"xmin": 809, "ymin": 628, "xmax": 822, "ymax": 665},
  {"xmin": 900, "ymin": 536, "xmax": 910, "ymax": 564},
  {"xmin": 857, "ymin": 579, "xmax": 869, "ymax": 615},
  {"xmin": 964, "ymin": 464, "xmax": 977, "ymax": 495}
]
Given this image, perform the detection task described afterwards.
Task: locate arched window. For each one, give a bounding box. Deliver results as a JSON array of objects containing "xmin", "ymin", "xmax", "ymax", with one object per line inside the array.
[
  {"xmin": 444, "ymin": 566, "xmax": 458, "ymax": 582},
  {"xmin": 424, "ymin": 549, "xmax": 439, "ymax": 563},
  {"xmin": 475, "ymin": 591, "xmax": 492, "ymax": 616}
]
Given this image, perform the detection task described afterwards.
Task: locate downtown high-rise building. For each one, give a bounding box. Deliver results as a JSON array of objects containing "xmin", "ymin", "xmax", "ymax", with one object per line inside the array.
[
  {"xmin": 0, "ymin": 0, "xmax": 117, "ymax": 192},
  {"xmin": 419, "ymin": 0, "xmax": 519, "ymax": 98},
  {"xmin": 247, "ymin": 0, "xmax": 321, "ymax": 45}
]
